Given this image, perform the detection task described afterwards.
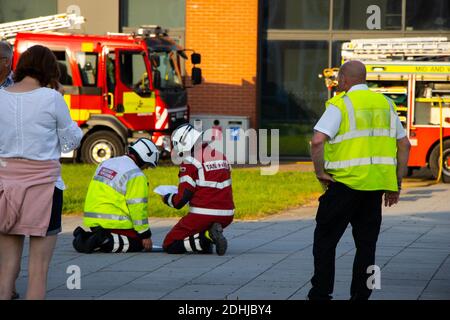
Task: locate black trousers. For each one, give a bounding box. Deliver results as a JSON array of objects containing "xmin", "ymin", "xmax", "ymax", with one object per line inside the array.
[
  {"xmin": 165, "ymin": 234, "xmax": 213, "ymax": 254},
  {"xmin": 90, "ymin": 227, "xmax": 144, "ymax": 253},
  {"xmin": 308, "ymin": 182, "xmax": 383, "ymax": 300},
  {"xmin": 73, "ymin": 227, "xmax": 144, "ymax": 253}
]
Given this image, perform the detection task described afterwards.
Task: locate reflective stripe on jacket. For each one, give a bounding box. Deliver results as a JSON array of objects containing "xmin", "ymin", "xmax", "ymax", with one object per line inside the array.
[
  {"xmin": 324, "ymin": 90, "xmax": 398, "ymax": 191},
  {"xmin": 83, "ymin": 156, "xmax": 150, "ymax": 235}
]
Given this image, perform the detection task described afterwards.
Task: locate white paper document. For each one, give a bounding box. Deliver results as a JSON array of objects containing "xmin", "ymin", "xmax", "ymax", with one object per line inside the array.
[{"xmin": 153, "ymin": 185, "xmax": 178, "ymax": 196}]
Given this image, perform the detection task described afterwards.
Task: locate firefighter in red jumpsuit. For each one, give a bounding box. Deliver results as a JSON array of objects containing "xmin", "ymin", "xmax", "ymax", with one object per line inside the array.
[{"xmin": 162, "ymin": 124, "xmax": 234, "ymax": 255}]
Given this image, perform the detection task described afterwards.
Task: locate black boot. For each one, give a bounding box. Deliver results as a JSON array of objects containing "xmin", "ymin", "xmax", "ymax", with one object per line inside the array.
[
  {"xmin": 72, "ymin": 227, "xmax": 92, "ymax": 253},
  {"xmin": 72, "ymin": 227, "xmax": 109, "ymax": 253},
  {"xmin": 86, "ymin": 229, "xmax": 110, "ymax": 253},
  {"xmin": 208, "ymin": 223, "xmax": 227, "ymax": 256},
  {"xmin": 199, "ymin": 234, "xmax": 213, "ymax": 254}
]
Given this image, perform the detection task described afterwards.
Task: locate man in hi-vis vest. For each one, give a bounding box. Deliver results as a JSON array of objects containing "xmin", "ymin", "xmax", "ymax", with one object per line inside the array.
[{"xmin": 308, "ymin": 61, "xmax": 411, "ymax": 300}]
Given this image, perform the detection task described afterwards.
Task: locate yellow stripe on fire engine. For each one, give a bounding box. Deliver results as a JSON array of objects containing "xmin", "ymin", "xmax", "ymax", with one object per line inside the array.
[
  {"xmin": 64, "ymin": 94, "xmax": 71, "ymax": 108},
  {"xmin": 81, "ymin": 42, "xmax": 94, "ymax": 52},
  {"xmin": 70, "ymin": 109, "xmax": 102, "ymax": 121},
  {"xmin": 366, "ymin": 64, "xmax": 450, "ymax": 74},
  {"xmin": 64, "ymin": 94, "xmax": 101, "ymax": 121},
  {"xmin": 123, "ymin": 91, "xmax": 156, "ymax": 114}
]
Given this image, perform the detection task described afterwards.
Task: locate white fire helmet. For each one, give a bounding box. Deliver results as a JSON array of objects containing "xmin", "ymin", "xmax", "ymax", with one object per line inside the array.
[
  {"xmin": 171, "ymin": 123, "xmax": 203, "ymax": 154},
  {"xmin": 129, "ymin": 138, "xmax": 159, "ymax": 167}
]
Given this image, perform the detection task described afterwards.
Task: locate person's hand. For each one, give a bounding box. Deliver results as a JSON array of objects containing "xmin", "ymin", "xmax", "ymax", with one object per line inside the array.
[
  {"xmin": 316, "ymin": 172, "xmax": 335, "ymax": 188},
  {"xmin": 142, "ymin": 238, "xmax": 153, "ymax": 252},
  {"xmin": 384, "ymin": 191, "xmax": 400, "ymax": 207}
]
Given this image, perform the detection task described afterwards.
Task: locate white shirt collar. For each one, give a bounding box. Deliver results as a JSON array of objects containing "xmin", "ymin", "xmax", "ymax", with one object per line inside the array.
[{"xmin": 347, "ymin": 84, "xmax": 369, "ymax": 93}]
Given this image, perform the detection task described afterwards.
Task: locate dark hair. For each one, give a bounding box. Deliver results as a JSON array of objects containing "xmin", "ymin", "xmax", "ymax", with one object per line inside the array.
[
  {"xmin": 13, "ymin": 45, "xmax": 60, "ymax": 88},
  {"xmin": 127, "ymin": 147, "xmax": 146, "ymax": 168}
]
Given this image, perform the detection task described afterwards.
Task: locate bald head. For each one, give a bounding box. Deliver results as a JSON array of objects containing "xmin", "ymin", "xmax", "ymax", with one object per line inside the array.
[
  {"xmin": 337, "ymin": 60, "xmax": 366, "ymax": 92},
  {"xmin": 0, "ymin": 41, "xmax": 12, "ymax": 60},
  {"xmin": 0, "ymin": 41, "xmax": 13, "ymax": 79}
]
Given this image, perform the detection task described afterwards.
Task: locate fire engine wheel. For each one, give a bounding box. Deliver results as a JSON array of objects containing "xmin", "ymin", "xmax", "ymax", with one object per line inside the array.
[
  {"xmin": 81, "ymin": 131, "xmax": 125, "ymax": 164},
  {"xmin": 429, "ymin": 140, "xmax": 450, "ymax": 183}
]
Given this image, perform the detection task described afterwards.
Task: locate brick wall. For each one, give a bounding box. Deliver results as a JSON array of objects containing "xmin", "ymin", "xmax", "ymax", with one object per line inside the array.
[{"xmin": 185, "ymin": 0, "xmax": 258, "ymax": 128}]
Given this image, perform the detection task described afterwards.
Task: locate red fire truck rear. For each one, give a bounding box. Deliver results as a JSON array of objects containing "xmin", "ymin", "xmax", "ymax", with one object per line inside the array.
[
  {"xmin": 1, "ymin": 13, "xmax": 202, "ymax": 163},
  {"xmin": 322, "ymin": 37, "xmax": 450, "ymax": 183}
]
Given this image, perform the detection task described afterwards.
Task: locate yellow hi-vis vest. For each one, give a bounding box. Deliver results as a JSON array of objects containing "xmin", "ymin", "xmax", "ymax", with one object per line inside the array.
[
  {"xmin": 324, "ymin": 89, "xmax": 398, "ymax": 191},
  {"xmin": 83, "ymin": 156, "xmax": 150, "ymax": 235}
]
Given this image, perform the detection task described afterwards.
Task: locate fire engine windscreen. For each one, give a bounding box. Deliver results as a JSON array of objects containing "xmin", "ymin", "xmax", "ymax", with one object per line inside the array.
[{"xmin": 150, "ymin": 50, "xmax": 183, "ymax": 89}]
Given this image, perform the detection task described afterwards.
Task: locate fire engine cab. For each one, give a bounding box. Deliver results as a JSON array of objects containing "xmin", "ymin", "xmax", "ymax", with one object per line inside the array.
[
  {"xmin": 1, "ymin": 13, "xmax": 202, "ymax": 163},
  {"xmin": 322, "ymin": 37, "xmax": 450, "ymax": 183}
]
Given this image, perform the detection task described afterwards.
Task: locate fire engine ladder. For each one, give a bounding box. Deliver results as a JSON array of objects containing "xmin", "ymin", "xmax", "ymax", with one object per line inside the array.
[
  {"xmin": 342, "ymin": 37, "xmax": 450, "ymax": 61},
  {"xmin": 0, "ymin": 13, "xmax": 85, "ymax": 43}
]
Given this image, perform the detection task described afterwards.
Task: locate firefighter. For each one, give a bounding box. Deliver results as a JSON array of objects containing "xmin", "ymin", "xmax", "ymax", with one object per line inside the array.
[
  {"xmin": 161, "ymin": 124, "xmax": 235, "ymax": 255},
  {"xmin": 72, "ymin": 138, "xmax": 159, "ymax": 253}
]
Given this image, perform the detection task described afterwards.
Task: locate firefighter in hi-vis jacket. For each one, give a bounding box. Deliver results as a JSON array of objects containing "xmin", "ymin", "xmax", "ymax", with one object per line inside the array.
[
  {"xmin": 72, "ymin": 138, "xmax": 159, "ymax": 254},
  {"xmin": 162, "ymin": 124, "xmax": 235, "ymax": 256}
]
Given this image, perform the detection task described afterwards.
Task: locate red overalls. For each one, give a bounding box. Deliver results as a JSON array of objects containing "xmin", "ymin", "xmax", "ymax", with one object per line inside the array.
[{"xmin": 163, "ymin": 145, "xmax": 234, "ymax": 249}]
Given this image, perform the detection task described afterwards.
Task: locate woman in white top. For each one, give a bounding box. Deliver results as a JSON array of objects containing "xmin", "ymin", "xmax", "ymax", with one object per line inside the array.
[{"xmin": 0, "ymin": 45, "xmax": 82, "ymax": 300}]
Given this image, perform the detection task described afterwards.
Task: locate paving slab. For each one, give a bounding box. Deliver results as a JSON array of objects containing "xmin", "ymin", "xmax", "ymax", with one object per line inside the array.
[{"xmin": 11, "ymin": 183, "xmax": 450, "ymax": 300}]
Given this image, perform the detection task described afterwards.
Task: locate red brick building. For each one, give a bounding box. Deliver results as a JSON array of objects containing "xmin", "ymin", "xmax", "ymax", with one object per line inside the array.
[{"xmin": 185, "ymin": 0, "xmax": 259, "ymax": 129}]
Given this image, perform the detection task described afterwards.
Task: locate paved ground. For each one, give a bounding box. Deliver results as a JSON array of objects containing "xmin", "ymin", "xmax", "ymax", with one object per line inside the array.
[{"xmin": 15, "ymin": 182, "xmax": 450, "ymax": 300}]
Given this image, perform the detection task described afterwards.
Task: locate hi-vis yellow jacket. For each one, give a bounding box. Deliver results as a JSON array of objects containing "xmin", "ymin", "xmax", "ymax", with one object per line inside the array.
[
  {"xmin": 83, "ymin": 156, "xmax": 150, "ymax": 237},
  {"xmin": 324, "ymin": 89, "xmax": 398, "ymax": 191}
]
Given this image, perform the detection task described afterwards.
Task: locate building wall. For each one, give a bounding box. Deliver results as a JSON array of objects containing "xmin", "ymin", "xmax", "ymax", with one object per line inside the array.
[
  {"xmin": 0, "ymin": 0, "xmax": 57, "ymax": 23},
  {"xmin": 185, "ymin": 0, "xmax": 259, "ymax": 128},
  {"xmin": 57, "ymin": 0, "xmax": 119, "ymax": 35},
  {"xmin": 121, "ymin": 0, "xmax": 185, "ymax": 29}
]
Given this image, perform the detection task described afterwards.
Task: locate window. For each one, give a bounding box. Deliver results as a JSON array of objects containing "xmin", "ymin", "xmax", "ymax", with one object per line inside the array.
[
  {"xmin": 332, "ymin": 40, "xmax": 348, "ymax": 67},
  {"xmin": 406, "ymin": 0, "xmax": 450, "ymax": 30},
  {"xmin": 106, "ymin": 53, "xmax": 116, "ymax": 93},
  {"xmin": 120, "ymin": 0, "xmax": 185, "ymax": 29},
  {"xmin": 76, "ymin": 52, "xmax": 98, "ymax": 87},
  {"xmin": 333, "ymin": 0, "xmax": 401, "ymax": 30},
  {"xmin": 150, "ymin": 51, "xmax": 183, "ymax": 89},
  {"xmin": 261, "ymin": 40, "xmax": 329, "ymax": 156},
  {"xmin": 53, "ymin": 51, "xmax": 73, "ymax": 86},
  {"xmin": 119, "ymin": 51, "xmax": 148, "ymax": 91},
  {"xmin": 264, "ymin": 0, "xmax": 330, "ymax": 30},
  {"xmin": 0, "ymin": 0, "xmax": 56, "ymax": 23}
]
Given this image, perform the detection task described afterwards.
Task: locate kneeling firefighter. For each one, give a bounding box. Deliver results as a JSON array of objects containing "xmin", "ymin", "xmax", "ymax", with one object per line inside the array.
[{"xmin": 72, "ymin": 138, "xmax": 159, "ymax": 253}]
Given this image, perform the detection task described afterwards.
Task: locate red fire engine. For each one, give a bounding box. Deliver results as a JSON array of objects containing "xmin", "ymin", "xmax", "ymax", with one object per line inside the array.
[
  {"xmin": 1, "ymin": 13, "xmax": 202, "ymax": 163},
  {"xmin": 322, "ymin": 37, "xmax": 450, "ymax": 183}
]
